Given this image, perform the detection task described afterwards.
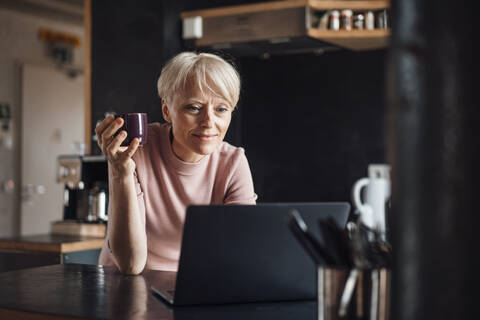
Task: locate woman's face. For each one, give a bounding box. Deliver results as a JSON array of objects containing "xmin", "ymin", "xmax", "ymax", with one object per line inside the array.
[{"xmin": 162, "ymin": 79, "xmax": 233, "ymax": 163}]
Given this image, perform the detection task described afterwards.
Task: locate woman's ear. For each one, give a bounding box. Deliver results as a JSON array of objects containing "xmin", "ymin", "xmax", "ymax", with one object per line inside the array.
[{"xmin": 162, "ymin": 99, "xmax": 171, "ymax": 123}]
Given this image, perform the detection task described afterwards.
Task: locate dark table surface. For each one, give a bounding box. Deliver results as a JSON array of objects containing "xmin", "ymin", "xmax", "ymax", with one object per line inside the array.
[{"xmin": 0, "ymin": 264, "xmax": 317, "ymax": 320}]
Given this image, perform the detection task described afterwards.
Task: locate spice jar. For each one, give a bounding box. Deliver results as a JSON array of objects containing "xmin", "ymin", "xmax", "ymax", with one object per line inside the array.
[
  {"xmin": 341, "ymin": 9, "xmax": 353, "ymax": 30},
  {"xmin": 353, "ymin": 14, "xmax": 364, "ymax": 30},
  {"xmin": 329, "ymin": 10, "xmax": 340, "ymax": 30},
  {"xmin": 318, "ymin": 11, "xmax": 330, "ymax": 29},
  {"xmin": 365, "ymin": 11, "xmax": 375, "ymax": 30},
  {"xmin": 376, "ymin": 9, "xmax": 389, "ymax": 29}
]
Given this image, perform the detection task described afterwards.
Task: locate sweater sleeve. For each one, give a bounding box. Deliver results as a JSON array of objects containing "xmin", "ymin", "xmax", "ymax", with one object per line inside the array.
[{"xmin": 224, "ymin": 148, "xmax": 258, "ymax": 205}]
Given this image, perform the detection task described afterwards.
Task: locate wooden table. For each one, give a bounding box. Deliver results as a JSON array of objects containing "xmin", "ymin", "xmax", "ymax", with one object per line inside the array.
[
  {"xmin": 0, "ymin": 234, "xmax": 104, "ymax": 272},
  {"xmin": 0, "ymin": 264, "xmax": 316, "ymax": 320}
]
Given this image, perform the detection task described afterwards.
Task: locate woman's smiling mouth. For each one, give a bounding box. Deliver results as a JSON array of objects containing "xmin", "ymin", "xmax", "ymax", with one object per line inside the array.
[{"xmin": 193, "ymin": 133, "xmax": 218, "ymax": 141}]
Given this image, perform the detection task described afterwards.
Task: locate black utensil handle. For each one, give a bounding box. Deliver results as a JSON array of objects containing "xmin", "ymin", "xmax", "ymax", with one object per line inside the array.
[{"xmin": 287, "ymin": 211, "xmax": 337, "ymax": 266}]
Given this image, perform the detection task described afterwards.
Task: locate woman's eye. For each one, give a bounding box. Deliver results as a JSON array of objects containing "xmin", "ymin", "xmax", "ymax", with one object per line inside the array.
[
  {"xmin": 217, "ymin": 106, "xmax": 229, "ymax": 113},
  {"xmin": 186, "ymin": 105, "xmax": 200, "ymax": 112}
]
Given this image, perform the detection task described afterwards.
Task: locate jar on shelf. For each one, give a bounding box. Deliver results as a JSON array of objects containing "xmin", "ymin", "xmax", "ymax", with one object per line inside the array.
[
  {"xmin": 341, "ymin": 9, "xmax": 353, "ymax": 31},
  {"xmin": 318, "ymin": 10, "xmax": 330, "ymax": 29},
  {"xmin": 376, "ymin": 9, "xmax": 389, "ymax": 29},
  {"xmin": 353, "ymin": 13, "xmax": 364, "ymax": 30},
  {"xmin": 329, "ymin": 10, "xmax": 340, "ymax": 30},
  {"xmin": 365, "ymin": 11, "xmax": 375, "ymax": 30}
]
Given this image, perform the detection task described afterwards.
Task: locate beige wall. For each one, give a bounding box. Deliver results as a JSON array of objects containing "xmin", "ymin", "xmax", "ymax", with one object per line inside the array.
[{"xmin": 0, "ymin": 8, "xmax": 84, "ymax": 237}]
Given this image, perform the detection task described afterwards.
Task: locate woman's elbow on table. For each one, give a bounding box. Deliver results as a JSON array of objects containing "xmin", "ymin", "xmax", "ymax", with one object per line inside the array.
[
  {"xmin": 115, "ymin": 256, "xmax": 147, "ymax": 275},
  {"xmin": 119, "ymin": 263, "xmax": 146, "ymax": 275},
  {"xmin": 111, "ymin": 243, "xmax": 147, "ymax": 275}
]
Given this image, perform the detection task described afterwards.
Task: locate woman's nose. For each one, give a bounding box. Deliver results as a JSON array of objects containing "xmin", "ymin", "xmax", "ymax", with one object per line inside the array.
[{"xmin": 200, "ymin": 108, "xmax": 214, "ymax": 127}]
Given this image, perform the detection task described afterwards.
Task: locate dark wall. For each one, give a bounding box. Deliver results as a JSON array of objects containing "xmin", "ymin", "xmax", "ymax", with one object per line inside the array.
[
  {"xmin": 91, "ymin": 0, "xmax": 387, "ymax": 203},
  {"xmin": 238, "ymin": 50, "xmax": 386, "ymax": 202},
  {"xmin": 91, "ymin": 0, "xmax": 167, "ymax": 154}
]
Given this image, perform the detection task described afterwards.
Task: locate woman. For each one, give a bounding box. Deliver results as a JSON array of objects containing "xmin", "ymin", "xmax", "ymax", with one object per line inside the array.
[{"xmin": 96, "ymin": 52, "xmax": 257, "ymax": 275}]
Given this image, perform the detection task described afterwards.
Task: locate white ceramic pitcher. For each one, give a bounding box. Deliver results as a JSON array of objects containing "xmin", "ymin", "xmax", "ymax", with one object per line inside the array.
[{"xmin": 352, "ymin": 164, "xmax": 391, "ymax": 234}]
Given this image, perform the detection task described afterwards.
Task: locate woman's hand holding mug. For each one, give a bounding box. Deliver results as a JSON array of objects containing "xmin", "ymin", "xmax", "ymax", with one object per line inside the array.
[{"xmin": 95, "ymin": 114, "xmax": 140, "ymax": 179}]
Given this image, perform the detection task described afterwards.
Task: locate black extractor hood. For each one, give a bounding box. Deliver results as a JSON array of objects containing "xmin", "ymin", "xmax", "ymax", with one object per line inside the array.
[{"xmin": 180, "ymin": 0, "xmax": 391, "ymax": 57}]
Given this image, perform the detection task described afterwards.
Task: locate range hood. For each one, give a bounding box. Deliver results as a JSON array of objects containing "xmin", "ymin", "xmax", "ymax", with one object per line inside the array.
[
  {"xmin": 181, "ymin": 1, "xmax": 332, "ymax": 57},
  {"xmin": 180, "ymin": 0, "xmax": 391, "ymax": 57}
]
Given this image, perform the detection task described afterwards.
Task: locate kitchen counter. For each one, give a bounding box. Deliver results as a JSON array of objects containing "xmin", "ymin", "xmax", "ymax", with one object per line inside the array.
[
  {"xmin": 0, "ymin": 234, "xmax": 105, "ymax": 272},
  {"xmin": 0, "ymin": 234, "xmax": 104, "ymax": 253},
  {"xmin": 0, "ymin": 264, "xmax": 316, "ymax": 320}
]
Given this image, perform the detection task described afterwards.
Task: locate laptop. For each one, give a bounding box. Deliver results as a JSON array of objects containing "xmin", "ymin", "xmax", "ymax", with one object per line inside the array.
[{"xmin": 151, "ymin": 202, "xmax": 350, "ymax": 306}]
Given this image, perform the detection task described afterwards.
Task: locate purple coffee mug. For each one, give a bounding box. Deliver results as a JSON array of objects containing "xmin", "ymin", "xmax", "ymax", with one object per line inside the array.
[{"xmin": 117, "ymin": 113, "xmax": 148, "ymax": 146}]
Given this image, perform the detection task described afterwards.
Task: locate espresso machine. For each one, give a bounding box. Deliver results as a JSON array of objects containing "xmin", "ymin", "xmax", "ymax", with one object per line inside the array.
[{"xmin": 57, "ymin": 155, "xmax": 108, "ymax": 222}]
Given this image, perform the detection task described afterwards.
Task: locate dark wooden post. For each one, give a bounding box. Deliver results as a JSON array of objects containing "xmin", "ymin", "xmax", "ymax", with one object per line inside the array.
[{"xmin": 387, "ymin": 0, "xmax": 474, "ymax": 319}]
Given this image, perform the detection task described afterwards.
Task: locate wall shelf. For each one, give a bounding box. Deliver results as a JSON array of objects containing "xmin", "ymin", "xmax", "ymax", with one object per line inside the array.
[
  {"xmin": 308, "ymin": 1, "xmax": 391, "ymax": 51},
  {"xmin": 307, "ymin": 28, "xmax": 390, "ymax": 51},
  {"xmin": 309, "ymin": 0, "xmax": 390, "ymax": 11},
  {"xmin": 181, "ymin": 0, "xmax": 391, "ymax": 54}
]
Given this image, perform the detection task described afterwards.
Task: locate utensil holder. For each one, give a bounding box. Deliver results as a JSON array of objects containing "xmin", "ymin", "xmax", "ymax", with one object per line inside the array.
[{"xmin": 318, "ymin": 267, "xmax": 391, "ymax": 320}]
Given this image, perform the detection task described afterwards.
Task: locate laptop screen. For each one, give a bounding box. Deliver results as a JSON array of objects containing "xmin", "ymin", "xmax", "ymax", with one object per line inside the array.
[{"xmin": 169, "ymin": 202, "xmax": 350, "ymax": 305}]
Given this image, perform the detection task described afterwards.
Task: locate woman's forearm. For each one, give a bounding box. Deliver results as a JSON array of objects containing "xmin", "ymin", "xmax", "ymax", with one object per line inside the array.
[{"xmin": 108, "ymin": 168, "xmax": 147, "ymax": 275}]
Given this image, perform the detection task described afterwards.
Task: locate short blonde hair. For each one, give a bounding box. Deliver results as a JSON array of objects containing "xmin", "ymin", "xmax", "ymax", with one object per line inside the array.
[{"xmin": 157, "ymin": 52, "xmax": 240, "ymax": 108}]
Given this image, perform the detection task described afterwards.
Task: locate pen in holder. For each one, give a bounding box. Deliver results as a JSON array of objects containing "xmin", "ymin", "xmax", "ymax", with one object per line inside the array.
[
  {"xmin": 317, "ymin": 267, "xmax": 390, "ymax": 320},
  {"xmin": 287, "ymin": 210, "xmax": 392, "ymax": 320}
]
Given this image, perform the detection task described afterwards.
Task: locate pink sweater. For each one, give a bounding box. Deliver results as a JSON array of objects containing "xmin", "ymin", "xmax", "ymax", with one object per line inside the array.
[{"xmin": 98, "ymin": 123, "xmax": 257, "ymax": 271}]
